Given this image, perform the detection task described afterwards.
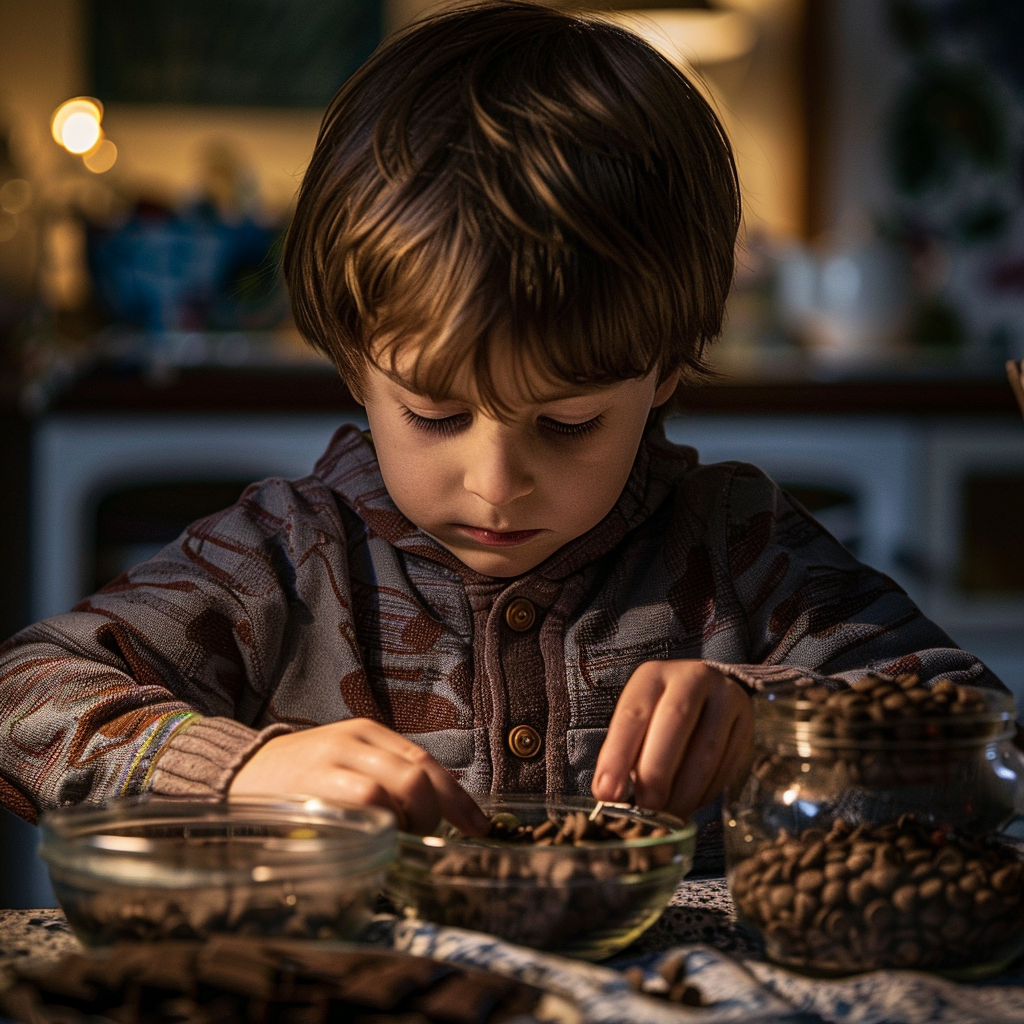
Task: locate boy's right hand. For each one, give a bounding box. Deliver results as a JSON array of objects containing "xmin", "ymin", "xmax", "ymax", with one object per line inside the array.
[{"xmin": 228, "ymin": 718, "xmax": 490, "ymax": 837}]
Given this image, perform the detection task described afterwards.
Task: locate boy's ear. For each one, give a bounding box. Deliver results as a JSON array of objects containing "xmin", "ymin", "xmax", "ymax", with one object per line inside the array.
[{"xmin": 652, "ymin": 368, "xmax": 681, "ymax": 407}]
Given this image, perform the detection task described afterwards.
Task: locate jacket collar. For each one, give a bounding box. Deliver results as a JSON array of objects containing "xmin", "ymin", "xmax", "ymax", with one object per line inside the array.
[{"xmin": 314, "ymin": 422, "xmax": 694, "ymax": 584}]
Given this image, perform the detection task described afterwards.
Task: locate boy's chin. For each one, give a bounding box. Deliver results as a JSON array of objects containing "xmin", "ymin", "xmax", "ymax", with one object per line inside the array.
[
  {"xmin": 452, "ymin": 547, "xmax": 549, "ymax": 578},
  {"xmin": 440, "ymin": 538, "xmax": 560, "ymax": 578}
]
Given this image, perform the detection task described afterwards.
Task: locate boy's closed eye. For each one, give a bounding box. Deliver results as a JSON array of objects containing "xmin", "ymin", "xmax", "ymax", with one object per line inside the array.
[{"xmin": 399, "ymin": 406, "xmax": 605, "ymax": 439}]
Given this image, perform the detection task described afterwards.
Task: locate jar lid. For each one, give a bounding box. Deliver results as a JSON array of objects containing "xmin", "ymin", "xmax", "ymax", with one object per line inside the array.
[{"xmin": 39, "ymin": 795, "xmax": 396, "ymax": 887}]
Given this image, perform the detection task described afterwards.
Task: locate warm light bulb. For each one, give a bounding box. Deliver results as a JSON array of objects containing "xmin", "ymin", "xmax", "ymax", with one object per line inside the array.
[
  {"xmin": 61, "ymin": 113, "xmax": 102, "ymax": 154},
  {"xmin": 50, "ymin": 97, "xmax": 104, "ymax": 153}
]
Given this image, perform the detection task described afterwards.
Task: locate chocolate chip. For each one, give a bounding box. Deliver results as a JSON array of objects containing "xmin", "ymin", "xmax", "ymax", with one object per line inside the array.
[{"xmin": 730, "ymin": 813, "xmax": 1024, "ymax": 973}]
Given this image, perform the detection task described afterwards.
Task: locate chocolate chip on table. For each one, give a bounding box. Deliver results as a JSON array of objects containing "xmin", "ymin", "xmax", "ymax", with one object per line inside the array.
[
  {"xmin": 623, "ymin": 950, "xmax": 704, "ymax": 1007},
  {"xmin": 730, "ymin": 813, "xmax": 1024, "ymax": 972},
  {"xmin": 0, "ymin": 937, "xmax": 544, "ymax": 1024}
]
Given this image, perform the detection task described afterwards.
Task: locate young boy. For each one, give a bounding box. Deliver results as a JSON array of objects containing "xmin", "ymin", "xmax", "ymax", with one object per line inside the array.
[{"xmin": 0, "ymin": 1, "xmax": 1001, "ymax": 847}]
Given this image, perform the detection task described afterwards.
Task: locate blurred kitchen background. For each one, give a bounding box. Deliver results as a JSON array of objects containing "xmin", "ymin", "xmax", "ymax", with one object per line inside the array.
[{"xmin": 1, "ymin": 0, "xmax": 1023, "ymax": 907}]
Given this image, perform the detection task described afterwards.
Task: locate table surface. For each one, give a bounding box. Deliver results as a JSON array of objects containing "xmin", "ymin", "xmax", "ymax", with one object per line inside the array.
[{"xmin": 4, "ymin": 879, "xmax": 1024, "ymax": 1024}]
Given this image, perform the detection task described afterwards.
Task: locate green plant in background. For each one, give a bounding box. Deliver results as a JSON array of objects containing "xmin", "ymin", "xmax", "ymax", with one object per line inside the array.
[{"xmin": 884, "ymin": 0, "xmax": 1023, "ymax": 354}]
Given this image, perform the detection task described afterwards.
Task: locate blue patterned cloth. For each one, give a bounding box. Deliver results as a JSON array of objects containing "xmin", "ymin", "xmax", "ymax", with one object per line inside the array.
[{"xmin": 363, "ymin": 875, "xmax": 1024, "ymax": 1024}]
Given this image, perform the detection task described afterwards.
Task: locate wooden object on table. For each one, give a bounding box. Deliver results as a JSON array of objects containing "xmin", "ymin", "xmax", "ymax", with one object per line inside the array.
[{"xmin": 1008, "ymin": 360, "xmax": 1024, "ymax": 420}]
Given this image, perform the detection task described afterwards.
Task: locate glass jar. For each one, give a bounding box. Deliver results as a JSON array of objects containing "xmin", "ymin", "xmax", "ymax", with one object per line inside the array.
[
  {"xmin": 724, "ymin": 677, "xmax": 1024, "ymax": 977},
  {"xmin": 40, "ymin": 795, "xmax": 396, "ymax": 946}
]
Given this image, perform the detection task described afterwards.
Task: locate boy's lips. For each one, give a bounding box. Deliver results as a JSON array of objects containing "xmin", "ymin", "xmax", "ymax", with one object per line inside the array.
[{"xmin": 453, "ymin": 525, "xmax": 543, "ymax": 547}]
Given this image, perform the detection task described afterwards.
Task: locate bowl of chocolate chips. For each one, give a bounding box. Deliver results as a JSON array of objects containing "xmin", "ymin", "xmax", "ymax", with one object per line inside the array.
[
  {"xmin": 386, "ymin": 794, "xmax": 695, "ymax": 960},
  {"xmin": 39, "ymin": 795, "xmax": 396, "ymax": 947},
  {"xmin": 725, "ymin": 674, "xmax": 1024, "ymax": 977}
]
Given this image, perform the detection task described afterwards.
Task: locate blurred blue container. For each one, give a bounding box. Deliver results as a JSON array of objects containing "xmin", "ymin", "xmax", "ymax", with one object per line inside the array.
[{"xmin": 87, "ymin": 205, "xmax": 287, "ymax": 334}]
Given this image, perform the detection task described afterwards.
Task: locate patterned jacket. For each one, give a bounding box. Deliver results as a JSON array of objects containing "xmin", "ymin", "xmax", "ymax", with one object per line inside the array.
[{"xmin": 0, "ymin": 424, "xmax": 999, "ymax": 824}]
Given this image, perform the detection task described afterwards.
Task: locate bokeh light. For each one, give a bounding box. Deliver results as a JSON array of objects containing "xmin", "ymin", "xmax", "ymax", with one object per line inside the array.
[
  {"xmin": 0, "ymin": 178, "xmax": 32, "ymax": 214},
  {"xmin": 51, "ymin": 97, "xmax": 104, "ymax": 154},
  {"xmin": 604, "ymin": 9, "xmax": 757, "ymax": 67},
  {"xmin": 83, "ymin": 139, "xmax": 118, "ymax": 173},
  {"xmin": 61, "ymin": 113, "xmax": 103, "ymax": 154}
]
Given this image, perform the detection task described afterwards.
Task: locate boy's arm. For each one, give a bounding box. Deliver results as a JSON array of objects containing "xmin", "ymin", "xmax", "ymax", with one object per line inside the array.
[
  {"xmin": 595, "ymin": 461, "xmax": 1001, "ymax": 819},
  {"xmin": 707, "ymin": 462, "xmax": 1001, "ymax": 693},
  {"xmin": 0, "ymin": 476, "xmax": 336, "ymax": 823}
]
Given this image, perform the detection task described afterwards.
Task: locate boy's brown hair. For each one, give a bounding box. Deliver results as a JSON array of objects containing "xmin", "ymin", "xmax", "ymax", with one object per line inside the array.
[{"xmin": 283, "ymin": 0, "xmax": 740, "ymax": 412}]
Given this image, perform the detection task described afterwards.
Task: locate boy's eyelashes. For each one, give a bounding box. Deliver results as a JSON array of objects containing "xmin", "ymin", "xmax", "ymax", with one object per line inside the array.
[
  {"xmin": 540, "ymin": 414, "xmax": 604, "ymax": 438},
  {"xmin": 401, "ymin": 407, "xmax": 470, "ymax": 437},
  {"xmin": 399, "ymin": 407, "xmax": 604, "ymax": 439}
]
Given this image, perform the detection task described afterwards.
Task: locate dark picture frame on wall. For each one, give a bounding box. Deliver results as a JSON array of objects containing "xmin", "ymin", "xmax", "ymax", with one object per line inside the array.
[{"xmin": 88, "ymin": 0, "xmax": 383, "ymax": 107}]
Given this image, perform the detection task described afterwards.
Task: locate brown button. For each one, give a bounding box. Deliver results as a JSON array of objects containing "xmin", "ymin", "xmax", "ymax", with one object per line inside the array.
[
  {"xmin": 505, "ymin": 598, "xmax": 536, "ymax": 631},
  {"xmin": 508, "ymin": 724, "xmax": 542, "ymax": 759}
]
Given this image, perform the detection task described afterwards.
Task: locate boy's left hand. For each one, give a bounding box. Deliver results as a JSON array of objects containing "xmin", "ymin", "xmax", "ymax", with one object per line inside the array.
[{"xmin": 591, "ymin": 660, "xmax": 753, "ymax": 821}]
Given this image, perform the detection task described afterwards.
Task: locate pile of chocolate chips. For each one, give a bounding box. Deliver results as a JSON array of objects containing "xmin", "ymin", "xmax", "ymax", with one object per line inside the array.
[
  {"xmin": 0, "ymin": 937, "xmax": 544, "ymax": 1024},
  {"xmin": 485, "ymin": 809, "xmax": 671, "ymax": 845},
  {"xmin": 390, "ymin": 809, "xmax": 681, "ymax": 951},
  {"xmin": 756, "ymin": 673, "xmax": 1014, "ymax": 807},
  {"xmin": 731, "ymin": 813, "xmax": 1024, "ymax": 973},
  {"xmin": 623, "ymin": 950, "xmax": 703, "ymax": 1007},
  {"xmin": 797, "ymin": 674, "xmax": 990, "ymax": 738},
  {"xmin": 56, "ymin": 881, "xmax": 364, "ymax": 944}
]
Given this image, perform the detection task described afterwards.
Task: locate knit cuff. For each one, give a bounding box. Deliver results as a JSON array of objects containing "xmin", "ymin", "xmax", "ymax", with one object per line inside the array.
[
  {"xmin": 702, "ymin": 661, "xmax": 830, "ymax": 695},
  {"xmin": 147, "ymin": 716, "xmax": 294, "ymax": 799}
]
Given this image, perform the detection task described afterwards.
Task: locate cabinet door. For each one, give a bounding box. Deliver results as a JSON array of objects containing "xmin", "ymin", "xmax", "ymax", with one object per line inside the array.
[
  {"xmin": 918, "ymin": 421, "xmax": 1024, "ymax": 630},
  {"xmin": 916, "ymin": 421, "xmax": 1024, "ymax": 701},
  {"xmin": 31, "ymin": 413, "xmax": 366, "ymax": 620}
]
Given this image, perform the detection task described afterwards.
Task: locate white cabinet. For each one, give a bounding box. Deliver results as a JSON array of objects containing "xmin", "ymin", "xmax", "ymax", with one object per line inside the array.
[
  {"xmin": 31, "ymin": 413, "xmax": 366, "ymax": 621},
  {"xmin": 31, "ymin": 410, "xmax": 1024, "ymax": 695},
  {"xmin": 664, "ymin": 414, "xmax": 924, "ymax": 592}
]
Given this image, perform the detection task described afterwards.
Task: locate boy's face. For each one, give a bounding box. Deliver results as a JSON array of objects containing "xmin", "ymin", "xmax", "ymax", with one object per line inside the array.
[{"xmin": 358, "ymin": 346, "xmax": 678, "ymax": 577}]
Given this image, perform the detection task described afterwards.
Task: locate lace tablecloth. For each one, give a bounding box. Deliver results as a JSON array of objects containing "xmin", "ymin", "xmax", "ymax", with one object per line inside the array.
[{"xmin": 3, "ymin": 876, "xmax": 1024, "ymax": 1024}]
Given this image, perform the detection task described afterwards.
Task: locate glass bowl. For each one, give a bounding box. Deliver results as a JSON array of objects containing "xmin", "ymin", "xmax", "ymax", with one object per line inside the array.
[
  {"xmin": 386, "ymin": 795, "xmax": 695, "ymax": 960},
  {"xmin": 39, "ymin": 795, "xmax": 396, "ymax": 946}
]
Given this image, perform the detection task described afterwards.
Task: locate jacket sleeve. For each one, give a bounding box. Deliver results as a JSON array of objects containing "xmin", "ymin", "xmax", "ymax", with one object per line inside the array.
[
  {"xmin": 0, "ymin": 475, "xmax": 347, "ymax": 823},
  {"xmin": 703, "ymin": 462, "xmax": 1005, "ymax": 694}
]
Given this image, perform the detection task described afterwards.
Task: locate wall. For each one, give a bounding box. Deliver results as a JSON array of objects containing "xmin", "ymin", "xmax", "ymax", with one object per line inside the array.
[
  {"xmin": 0, "ymin": 0, "xmax": 324, "ymax": 219},
  {"xmin": 821, "ymin": 0, "xmax": 902, "ymax": 237},
  {"xmin": 0, "ymin": 0, "xmax": 809, "ymax": 236}
]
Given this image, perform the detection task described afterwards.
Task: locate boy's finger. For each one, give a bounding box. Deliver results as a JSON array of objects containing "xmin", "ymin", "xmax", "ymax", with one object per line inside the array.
[
  {"xmin": 694, "ymin": 709, "xmax": 754, "ymax": 811},
  {"xmin": 631, "ymin": 684, "xmax": 705, "ymax": 810},
  {"xmin": 318, "ymin": 766, "xmax": 410, "ymax": 827},
  {"xmin": 592, "ymin": 667, "xmax": 664, "ymax": 801},
  {"xmin": 341, "ymin": 721, "xmax": 489, "ymax": 835},
  {"xmin": 331, "ymin": 743, "xmax": 444, "ymax": 831},
  {"xmin": 433, "ymin": 775, "xmax": 491, "ymax": 837},
  {"xmin": 660, "ymin": 702, "xmax": 736, "ymax": 819}
]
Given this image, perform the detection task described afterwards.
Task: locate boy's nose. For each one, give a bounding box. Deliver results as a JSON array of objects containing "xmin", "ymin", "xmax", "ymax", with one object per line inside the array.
[{"xmin": 463, "ymin": 436, "xmax": 535, "ymax": 507}]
